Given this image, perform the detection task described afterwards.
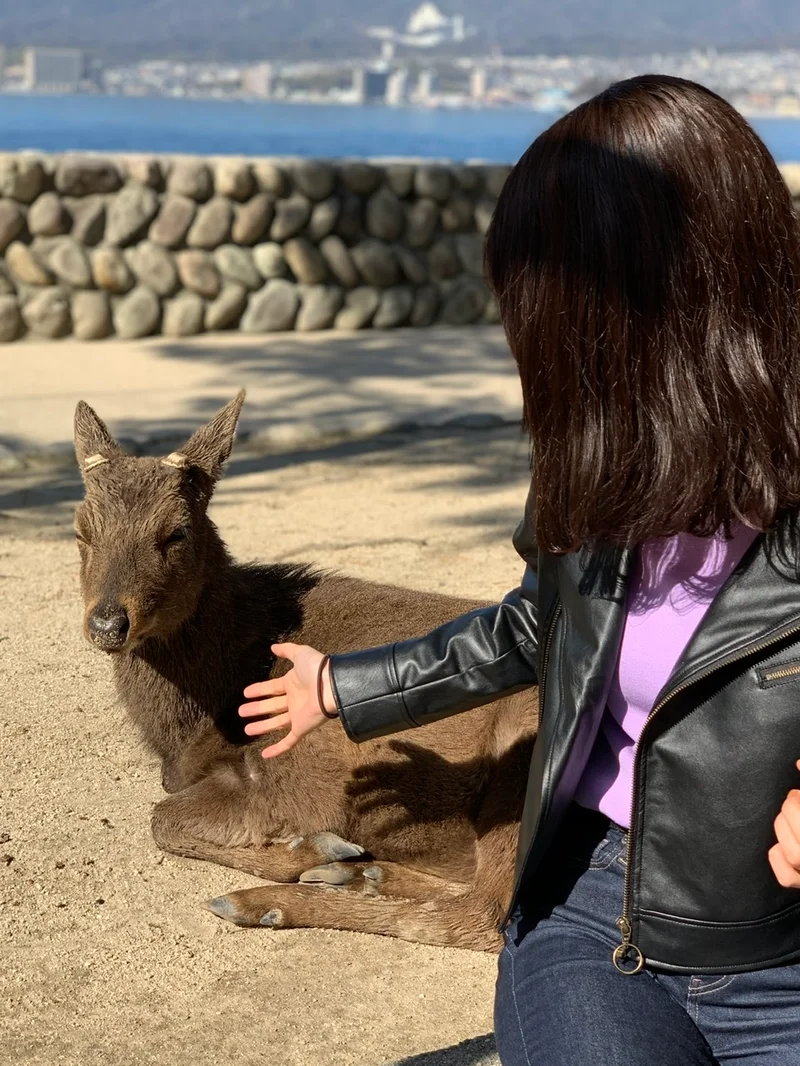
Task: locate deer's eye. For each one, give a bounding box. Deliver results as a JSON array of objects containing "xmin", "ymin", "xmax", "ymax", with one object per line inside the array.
[
  {"xmin": 75, "ymin": 530, "xmax": 90, "ymax": 545},
  {"xmin": 162, "ymin": 526, "xmax": 188, "ymax": 547}
]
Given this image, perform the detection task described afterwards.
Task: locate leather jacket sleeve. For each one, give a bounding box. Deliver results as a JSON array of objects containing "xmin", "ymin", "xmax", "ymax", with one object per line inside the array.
[{"xmin": 329, "ymin": 493, "xmax": 540, "ymax": 744}]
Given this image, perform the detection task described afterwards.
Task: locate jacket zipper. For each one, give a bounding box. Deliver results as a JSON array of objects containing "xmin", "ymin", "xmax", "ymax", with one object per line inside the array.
[
  {"xmin": 538, "ymin": 601, "xmax": 562, "ymax": 711},
  {"xmin": 761, "ymin": 662, "xmax": 800, "ymax": 682},
  {"xmin": 613, "ymin": 619, "xmax": 800, "ymax": 975}
]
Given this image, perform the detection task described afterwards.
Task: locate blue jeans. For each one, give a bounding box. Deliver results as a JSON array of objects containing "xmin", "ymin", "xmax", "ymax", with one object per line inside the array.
[{"xmin": 495, "ymin": 805, "xmax": 800, "ymax": 1065}]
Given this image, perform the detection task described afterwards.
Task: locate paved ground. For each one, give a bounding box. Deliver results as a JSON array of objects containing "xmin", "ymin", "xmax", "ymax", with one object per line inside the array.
[
  {"xmin": 0, "ymin": 326, "xmax": 520, "ymax": 468},
  {"xmin": 0, "ymin": 328, "xmax": 530, "ymax": 1066}
]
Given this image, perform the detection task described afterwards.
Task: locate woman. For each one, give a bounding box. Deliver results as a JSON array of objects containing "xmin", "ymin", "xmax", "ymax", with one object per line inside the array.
[{"xmin": 240, "ymin": 76, "xmax": 800, "ymax": 1064}]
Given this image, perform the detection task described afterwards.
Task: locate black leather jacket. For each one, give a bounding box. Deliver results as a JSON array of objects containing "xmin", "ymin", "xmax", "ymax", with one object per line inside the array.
[{"xmin": 329, "ymin": 505, "xmax": 800, "ymax": 975}]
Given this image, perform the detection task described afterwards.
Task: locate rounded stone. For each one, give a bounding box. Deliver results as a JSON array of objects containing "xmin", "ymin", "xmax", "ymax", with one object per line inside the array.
[
  {"xmin": 428, "ymin": 238, "xmax": 462, "ymax": 280},
  {"xmin": 334, "ymin": 286, "xmax": 380, "ymax": 330},
  {"xmin": 48, "ymin": 238, "xmax": 93, "ymax": 289},
  {"xmin": 296, "ymin": 285, "xmax": 344, "ymax": 332},
  {"xmin": 334, "ymin": 194, "xmax": 364, "ymax": 243},
  {"xmin": 307, "ymin": 197, "xmax": 340, "ymax": 242},
  {"xmin": 167, "ymin": 159, "xmax": 213, "ymax": 202},
  {"xmin": 22, "ymin": 287, "xmax": 71, "ymax": 338},
  {"xmin": 340, "ymin": 162, "xmax": 382, "ymax": 196},
  {"xmin": 149, "ymin": 196, "xmax": 196, "ymax": 248},
  {"xmin": 71, "ymin": 290, "xmax": 112, "ymax": 340},
  {"xmin": 454, "ymin": 233, "xmax": 485, "ymax": 276},
  {"xmin": 441, "ymin": 277, "xmax": 489, "ymax": 324},
  {"xmin": 176, "ymin": 250, "xmax": 221, "ymax": 299},
  {"xmin": 0, "ymin": 263, "xmax": 16, "ymax": 295},
  {"xmin": 319, "ymin": 236, "xmax": 359, "ymax": 288},
  {"xmin": 475, "ymin": 199, "xmax": 495, "ymax": 236},
  {"xmin": 215, "ymin": 160, "xmax": 255, "ymax": 202},
  {"xmin": 781, "ymin": 163, "xmax": 800, "ymax": 198},
  {"xmin": 252, "ymin": 161, "xmax": 288, "ymax": 196},
  {"xmin": 0, "ymin": 295, "xmax": 23, "ymax": 341},
  {"xmin": 283, "ymin": 237, "xmax": 328, "ymax": 285},
  {"xmin": 28, "ymin": 192, "xmax": 71, "ymax": 237},
  {"xmin": 126, "ymin": 241, "xmax": 179, "ymax": 296},
  {"xmin": 270, "ymin": 196, "xmax": 312, "ymax": 242},
  {"xmin": 410, "ymin": 284, "xmax": 440, "ymax": 327},
  {"xmin": 385, "ymin": 163, "xmax": 415, "ymax": 199},
  {"xmin": 484, "ymin": 165, "xmax": 512, "ymax": 198},
  {"xmin": 366, "ymin": 188, "xmax": 405, "ymax": 242},
  {"xmin": 350, "ymin": 239, "xmax": 399, "ymax": 288},
  {"xmin": 113, "ymin": 285, "xmax": 161, "ymax": 339},
  {"xmin": 452, "ymin": 165, "xmax": 485, "ymax": 195},
  {"xmin": 232, "ymin": 193, "xmax": 274, "ymax": 246},
  {"xmin": 394, "ymin": 245, "xmax": 427, "ymax": 285},
  {"xmin": 6, "ymin": 242, "xmax": 54, "ymax": 286},
  {"xmin": 253, "ymin": 242, "xmax": 289, "ymax": 279},
  {"xmin": 106, "ymin": 184, "xmax": 159, "ymax": 246},
  {"xmin": 205, "ymin": 284, "xmax": 248, "ymax": 332},
  {"xmin": 0, "ymin": 200, "xmax": 25, "ymax": 252},
  {"xmin": 373, "ymin": 286, "xmax": 414, "ymax": 329},
  {"xmin": 91, "ymin": 247, "xmax": 135, "ymax": 294},
  {"xmin": 69, "ymin": 196, "xmax": 106, "ymax": 246},
  {"xmin": 292, "ymin": 160, "xmax": 335, "ymax": 201},
  {"xmin": 163, "ymin": 291, "xmax": 206, "ymax": 337},
  {"xmin": 404, "ymin": 199, "xmax": 439, "ymax": 249},
  {"xmin": 55, "ymin": 157, "xmax": 122, "ymax": 197},
  {"xmin": 0, "ymin": 155, "xmax": 47, "ymax": 203},
  {"xmin": 483, "ymin": 292, "xmax": 501, "ymax": 324},
  {"xmin": 441, "ymin": 195, "xmax": 475, "ymax": 232},
  {"xmin": 214, "ymin": 245, "xmax": 262, "ymax": 290},
  {"xmin": 414, "ymin": 165, "xmax": 453, "ymax": 203},
  {"xmin": 241, "ymin": 279, "xmax": 299, "ymax": 333},
  {"xmin": 120, "ymin": 157, "xmax": 163, "ymax": 189},
  {"xmin": 186, "ymin": 196, "xmax": 233, "ymax": 249}
]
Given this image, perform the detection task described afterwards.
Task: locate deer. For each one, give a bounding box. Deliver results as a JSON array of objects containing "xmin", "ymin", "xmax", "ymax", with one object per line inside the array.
[{"xmin": 73, "ymin": 391, "xmax": 537, "ymax": 951}]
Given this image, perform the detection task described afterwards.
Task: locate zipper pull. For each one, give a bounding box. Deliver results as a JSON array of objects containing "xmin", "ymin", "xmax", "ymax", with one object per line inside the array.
[{"xmin": 613, "ymin": 916, "xmax": 645, "ymax": 975}]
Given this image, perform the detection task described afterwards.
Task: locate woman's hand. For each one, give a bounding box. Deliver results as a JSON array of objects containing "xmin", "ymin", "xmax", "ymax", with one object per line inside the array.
[
  {"xmin": 239, "ymin": 642, "xmax": 337, "ymax": 759},
  {"xmin": 769, "ymin": 760, "xmax": 800, "ymax": 889}
]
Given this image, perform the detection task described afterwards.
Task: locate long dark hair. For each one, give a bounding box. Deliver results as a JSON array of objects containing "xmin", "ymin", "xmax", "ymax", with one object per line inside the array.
[{"xmin": 486, "ymin": 74, "xmax": 800, "ymax": 555}]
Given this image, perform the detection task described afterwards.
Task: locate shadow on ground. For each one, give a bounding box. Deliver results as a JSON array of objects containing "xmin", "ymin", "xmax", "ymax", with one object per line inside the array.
[
  {"xmin": 387, "ymin": 1033, "xmax": 498, "ymax": 1066},
  {"xmin": 0, "ymin": 424, "xmax": 530, "ymax": 547}
]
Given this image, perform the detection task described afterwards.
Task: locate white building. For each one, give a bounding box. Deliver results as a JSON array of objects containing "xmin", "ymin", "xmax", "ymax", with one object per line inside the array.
[
  {"xmin": 24, "ymin": 48, "xmax": 83, "ymax": 93},
  {"xmin": 242, "ymin": 62, "xmax": 273, "ymax": 98}
]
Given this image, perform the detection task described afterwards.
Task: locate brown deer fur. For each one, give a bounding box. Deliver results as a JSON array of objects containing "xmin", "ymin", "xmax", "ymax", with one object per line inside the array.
[{"xmin": 74, "ymin": 392, "xmax": 537, "ymax": 951}]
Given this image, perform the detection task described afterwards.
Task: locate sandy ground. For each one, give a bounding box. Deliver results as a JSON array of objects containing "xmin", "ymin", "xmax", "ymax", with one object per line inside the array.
[{"xmin": 0, "ymin": 423, "xmax": 531, "ymax": 1066}]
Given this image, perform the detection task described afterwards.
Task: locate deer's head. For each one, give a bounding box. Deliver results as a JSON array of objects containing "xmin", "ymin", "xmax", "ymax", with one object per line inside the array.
[{"xmin": 73, "ymin": 392, "xmax": 245, "ymax": 653}]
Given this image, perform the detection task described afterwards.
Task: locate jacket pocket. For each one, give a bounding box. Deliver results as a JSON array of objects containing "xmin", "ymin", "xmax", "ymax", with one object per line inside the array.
[{"xmin": 757, "ymin": 659, "xmax": 800, "ymax": 688}]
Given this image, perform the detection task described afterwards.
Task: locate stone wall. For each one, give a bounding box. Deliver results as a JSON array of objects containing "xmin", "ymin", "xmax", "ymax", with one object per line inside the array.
[{"xmin": 0, "ymin": 153, "xmax": 513, "ymax": 342}]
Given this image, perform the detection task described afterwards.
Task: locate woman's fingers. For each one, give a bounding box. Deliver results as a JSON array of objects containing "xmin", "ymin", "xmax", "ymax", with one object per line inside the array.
[
  {"xmin": 244, "ymin": 713, "xmax": 291, "ymax": 737},
  {"xmin": 243, "ymin": 677, "xmax": 287, "ymax": 700},
  {"xmin": 262, "ymin": 733, "xmax": 299, "ymax": 759},
  {"xmin": 271, "ymin": 642, "xmax": 299, "ymax": 661},
  {"xmin": 238, "ymin": 695, "xmax": 288, "ymax": 718},
  {"xmin": 769, "ymin": 842, "xmax": 800, "ymax": 889}
]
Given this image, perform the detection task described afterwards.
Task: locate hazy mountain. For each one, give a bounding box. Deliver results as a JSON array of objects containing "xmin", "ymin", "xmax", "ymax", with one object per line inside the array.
[{"xmin": 0, "ymin": 0, "xmax": 797, "ymax": 62}]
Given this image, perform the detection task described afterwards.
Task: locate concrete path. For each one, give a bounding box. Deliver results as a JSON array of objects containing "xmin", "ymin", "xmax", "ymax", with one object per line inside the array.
[{"xmin": 0, "ymin": 326, "xmax": 521, "ymax": 469}]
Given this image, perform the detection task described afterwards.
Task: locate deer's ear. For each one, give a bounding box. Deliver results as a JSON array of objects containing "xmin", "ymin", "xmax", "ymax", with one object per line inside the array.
[
  {"xmin": 74, "ymin": 401, "xmax": 123, "ymax": 474},
  {"xmin": 171, "ymin": 390, "xmax": 245, "ymax": 482}
]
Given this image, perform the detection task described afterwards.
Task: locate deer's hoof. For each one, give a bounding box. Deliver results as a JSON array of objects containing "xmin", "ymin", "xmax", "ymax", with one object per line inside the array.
[
  {"xmin": 259, "ymin": 908, "xmax": 284, "ymax": 928},
  {"xmin": 205, "ymin": 895, "xmax": 249, "ymax": 925},
  {"xmin": 310, "ymin": 832, "xmax": 366, "ymax": 862},
  {"xmin": 299, "ymin": 861, "xmax": 356, "ymax": 886}
]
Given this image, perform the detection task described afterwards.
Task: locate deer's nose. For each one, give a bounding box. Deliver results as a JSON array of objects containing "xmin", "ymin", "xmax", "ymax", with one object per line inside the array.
[{"xmin": 88, "ymin": 605, "xmax": 130, "ymax": 651}]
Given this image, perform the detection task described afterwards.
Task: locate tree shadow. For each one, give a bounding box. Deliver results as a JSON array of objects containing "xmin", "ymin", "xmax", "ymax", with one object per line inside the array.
[{"xmin": 386, "ymin": 1033, "xmax": 498, "ymax": 1066}]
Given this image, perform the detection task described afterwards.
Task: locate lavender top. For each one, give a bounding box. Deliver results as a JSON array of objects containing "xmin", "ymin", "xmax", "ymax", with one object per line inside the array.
[{"xmin": 573, "ymin": 523, "xmax": 759, "ymax": 828}]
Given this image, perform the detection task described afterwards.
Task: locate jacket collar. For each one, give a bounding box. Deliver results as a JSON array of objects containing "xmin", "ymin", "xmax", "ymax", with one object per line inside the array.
[{"xmin": 558, "ymin": 532, "xmax": 800, "ymax": 707}]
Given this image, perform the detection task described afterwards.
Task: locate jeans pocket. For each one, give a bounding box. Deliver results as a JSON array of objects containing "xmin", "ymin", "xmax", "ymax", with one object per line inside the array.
[{"xmin": 566, "ymin": 833, "xmax": 626, "ymax": 871}]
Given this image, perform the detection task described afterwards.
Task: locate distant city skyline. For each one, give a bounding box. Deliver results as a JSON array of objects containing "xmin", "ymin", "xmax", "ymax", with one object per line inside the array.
[{"xmin": 6, "ymin": 40, "xmax": 800, "ymax": 120}]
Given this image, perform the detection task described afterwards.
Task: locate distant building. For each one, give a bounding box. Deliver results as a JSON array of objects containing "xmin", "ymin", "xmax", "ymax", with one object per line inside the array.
[
  {"xmin": 242, "ymin": 62, "xmax": 273, "ymax": 98},
  {"xmin": 353, "ymin": 67, "xmax": 390, "ymax": 105},
  {"xmin": 415, "ymin": 69, "xmax": 437, "ymax": 104},
  {"xmin": 386, "ymin": 69, "xmax": 408, "ymax": 107},
  {"xmin": 366, "ymin": 3, "xmax": 475, "ymax": 50},
  {"xmin": 24, "ymin": 47, "xmax": 83, "ymax": 93},
  {"xmin": 470, "ymin": 66, "xmax": 487, "ymax": 101}
]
